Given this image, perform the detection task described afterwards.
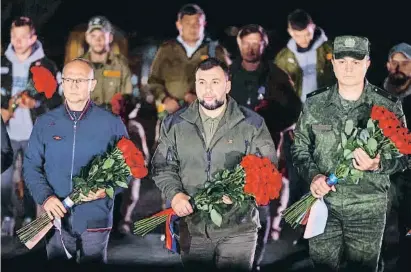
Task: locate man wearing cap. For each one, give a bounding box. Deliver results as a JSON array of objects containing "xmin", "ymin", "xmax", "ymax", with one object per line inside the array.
[
  {"xmin": 81, "ymin": 16, "xmax": 132, "ymax": 106},
  {"xmin": 292, "ymin": 35, "xmax": 408, "ymax": 271},
  {"xmin": 229, "ymin": 23, "xmax": 301, "ymax": 271},
  {"xmin": 147, "ymin": 4, "xmax": 231, "ymax": 116},
  {"xmin": 383, "ymin": 43, "xmax": 411, "ymax": 271}
]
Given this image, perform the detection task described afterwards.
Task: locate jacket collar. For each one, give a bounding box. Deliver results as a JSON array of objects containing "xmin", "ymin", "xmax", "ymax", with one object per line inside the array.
[
  {"xmin": 180, "ymin": 96, "xmax": 245, "ymax": 127},
  {"xmin": 64, "ymin": 99, "xmax": 93, "ymax": 121},
  {"xmin": 324, "ymin": 80, "xmax": 373, "ymax": 109}
]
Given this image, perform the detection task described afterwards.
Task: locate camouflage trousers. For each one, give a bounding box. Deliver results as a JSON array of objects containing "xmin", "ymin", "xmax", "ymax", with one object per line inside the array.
[{"xmin": 309, "ymin": 193, "xmax": 388, "ymax": 272}]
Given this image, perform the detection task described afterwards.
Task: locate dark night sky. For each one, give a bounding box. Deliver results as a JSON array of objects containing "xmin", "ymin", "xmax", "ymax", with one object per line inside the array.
[{"xmin": 2, "ymin": 0, "xmax": 411, "ymax": 85}]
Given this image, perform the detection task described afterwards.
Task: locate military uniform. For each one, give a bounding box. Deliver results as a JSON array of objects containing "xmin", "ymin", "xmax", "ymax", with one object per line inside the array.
[
  {"xmin": 291, "ymin": 36, "xmax": 409, "ymax": 271},
  {"xmin": 81, "ymin": 51, "xmax": 132, "ymax": 105},
  {"xmin": 82, "ymin": 16, "xmax": 132, "ymax": 106}
]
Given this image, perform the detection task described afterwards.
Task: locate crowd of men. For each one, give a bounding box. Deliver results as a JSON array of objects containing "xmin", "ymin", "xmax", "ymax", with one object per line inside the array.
[{"xmin": 1, "ymin": 3, "xmax": 410, "ymax": 272}]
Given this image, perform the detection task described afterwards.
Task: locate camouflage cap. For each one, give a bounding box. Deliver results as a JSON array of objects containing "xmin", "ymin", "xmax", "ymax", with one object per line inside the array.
[
  {"xmin": 87, "ymin": 16, "xmax": 112, "ymax": 33},
  {"xmin": 333, "ymin": 35, "xmax": 370, "ymax": 60}
]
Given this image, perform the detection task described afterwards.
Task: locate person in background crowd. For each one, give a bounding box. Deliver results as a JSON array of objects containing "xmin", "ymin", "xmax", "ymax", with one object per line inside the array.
[
  {"xmin": 229, "ymin": 24, "xmax": 301, "ymax": 271},
  {"xmin": 380, "ymin": 42, "xmax": 411, "ymax": 272},
  {"xmin": 147, "ymin": 3, "xmax": 231, "ymax": 116},
  {"xmin": 275, "ymin": 9, "xmax": 335, "ymax": 102},
  {"xmin": 115, "ymin": 93, "xmax": 158, "ymax": 234},
  {"xmin": 1, "ymin": 116, "xmax": 14, "ymax": 174},
  {"xmin": 1, "ymin": 16, "xmax": 62, "ymax": 236},
  {"xmin": 81, "ymin": 16, "xmax": 132, "ymax": 106}
]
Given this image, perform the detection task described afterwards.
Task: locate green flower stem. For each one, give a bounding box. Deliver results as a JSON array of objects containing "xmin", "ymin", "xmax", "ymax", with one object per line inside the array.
[
  {"xmin": 134, "ymin": 215, "xmax": 167, "ymax": 230},
  {"xmin": 134, "ymin": 216, "xmax": 166, "ymax": 232},
  {"xmin": 17, "ymin": 213, "xmax": 49, "ymax": 237},
  {"xmin": 16, "ymin": 213, "xmax": 49, "ymax": 234},
  {"xmin": 282, "ymin": 194, "xmax": 312, "ymax": 216},
  {"xmin": 19, "ymin": 215, "xmax": 51, "ymax": 242},
  {"xmin": 134, "ymin": 216, "xmax": 167, "ymax": 234}
]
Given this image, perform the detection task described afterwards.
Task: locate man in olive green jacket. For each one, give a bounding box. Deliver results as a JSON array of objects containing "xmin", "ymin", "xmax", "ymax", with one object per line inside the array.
[
  {"xmin": 147, "ymin": 4, "xmax": 231, "ymax": 115},
  {"xmin": 274, "ymin": 9, "xmax": 335, "ymax": 102},
  {"xmin": 81, "ymin": 16, "xmax": 132, "ymax": 106},
  {"xmin": 152, "ymin": 58, "xmax": 276, "ymax": 270},
  {"xmin": 291, "ymin": 35, "xmax": 409, "ymax": 271}
]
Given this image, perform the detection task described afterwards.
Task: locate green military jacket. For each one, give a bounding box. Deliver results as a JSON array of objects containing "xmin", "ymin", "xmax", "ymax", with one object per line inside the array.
[
  {"xmin": 152, "ymin": 97, "xmax": 277, "ymax": 237},
  {"xmin": 147, "ymin": 38, "xmax": 231, "ymax": 103},
  {"xmin": 274, "ymin": 41, "xmax": 335, "ymax": 98},
  {"xmin": 291, "ymin": 82, "xmax": 408, "ymax": 211},
  {"xmin": 81, "ymin": 51, "xmax": 132, "ymax": 105}
]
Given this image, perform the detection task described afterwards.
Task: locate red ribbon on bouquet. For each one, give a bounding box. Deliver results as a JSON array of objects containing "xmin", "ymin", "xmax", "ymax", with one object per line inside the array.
[{"xmin": 150, "ymin": 208, "xmax": 179, "ymax": 253}]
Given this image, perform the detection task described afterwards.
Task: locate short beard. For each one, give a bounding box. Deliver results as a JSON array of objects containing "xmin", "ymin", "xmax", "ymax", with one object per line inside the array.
[
  {"xmin": 388, "ymin": 72, "xmax": 409, "ymax": 87},
  {"xmin": 242, "ymin": 53, "xmax": 261, "ymax": 64},
  {"xmin": 199, "ymin": 99, "xmax": 225, "ymax": 110}
]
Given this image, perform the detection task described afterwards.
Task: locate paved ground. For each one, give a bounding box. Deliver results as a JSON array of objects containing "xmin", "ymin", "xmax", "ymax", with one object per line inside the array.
[{"xmin": 1, "ymin": 178, "xmax": 401, "ymax": 271}]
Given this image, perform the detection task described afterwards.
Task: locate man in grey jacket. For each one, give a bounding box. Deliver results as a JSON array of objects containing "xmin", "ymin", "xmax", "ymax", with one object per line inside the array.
[{"xmin": 152, "ymin": 58, "xmax": 277, "ymax": 271}]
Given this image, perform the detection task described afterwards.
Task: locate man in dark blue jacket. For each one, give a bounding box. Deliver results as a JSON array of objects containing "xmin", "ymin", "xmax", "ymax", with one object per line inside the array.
[{"xmin": 23, "ymin": 58, "xmax": 128, "ymax": 263}]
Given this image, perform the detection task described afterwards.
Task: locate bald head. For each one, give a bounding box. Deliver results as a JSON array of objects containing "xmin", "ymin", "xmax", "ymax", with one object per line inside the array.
[{"xmin": 63, "ymin": 58, "xmax": 95, "ymax": 79}]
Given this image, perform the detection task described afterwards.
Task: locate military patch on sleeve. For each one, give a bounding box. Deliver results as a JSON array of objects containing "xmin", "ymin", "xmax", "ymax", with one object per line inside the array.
[
  {"xmin": 372, "ymin": 86, "xmax": 398, "ymax": 103},
  {"xmin": 306, "ymin": 86, "xmax": 331, "ymax": 99},
  {"xmin": 312, "ymin": 124, "xmax": 333, "ymax": 131},
  {"xmin": 103, "ymin": 70, "xmax": 121, "ymax": 78}
]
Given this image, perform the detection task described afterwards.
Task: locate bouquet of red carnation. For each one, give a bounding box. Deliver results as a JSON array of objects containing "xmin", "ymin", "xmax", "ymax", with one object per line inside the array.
[
  {"xmin": 133, "ymin": 154, "xmax": 282, "ymax": 252},
  {"xmin": 283, "ymin": 105, "xmax": 411, "ymax": 230},
  {"xmin": 29, "ymin": 66, "xmax": 58, "ymax": 99},
  {"xmin": 17, "ymin": 137, "xmax": 148, "ymax": 249},
  {"xmin": 7, "ymin": 66, "xmax": 57, "ymax": 117}
]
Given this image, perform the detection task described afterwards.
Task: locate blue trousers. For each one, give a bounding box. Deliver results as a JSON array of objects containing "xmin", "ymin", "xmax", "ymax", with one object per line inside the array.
[{"xmin": 46, "ymin": 226, "xmax": 110, "ymax": 264}]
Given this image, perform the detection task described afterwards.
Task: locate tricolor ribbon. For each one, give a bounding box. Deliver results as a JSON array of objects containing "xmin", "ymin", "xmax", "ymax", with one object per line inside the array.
[{"xmin": 150, "ymin": 208, "xmax": 180, "ymax": 253}]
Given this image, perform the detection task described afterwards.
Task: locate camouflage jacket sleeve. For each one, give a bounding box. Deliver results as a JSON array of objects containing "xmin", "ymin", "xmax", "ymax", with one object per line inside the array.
[
  {"xmin": 147, "ymin": 46, "xmax": 167, "ymax": 102},
  {"xmin": 121, "ymin": 58, "xmax": 132, "ymax": 95},
  {"xmin": 151, "ymin": 117, "xmax": 184, "ymax": 202},
  {"xmin": 376, "ymin": 102, "xmax": 409, "ymax": 175},
  {"xmin": 215, "ymin": 45, "xmax": 232, "ymax": 66},
  {"xmin": 250, "ymin": 120, "xmax": 278, "ymax": 167},
  {"xmin": 291, "ymin": 103, "xmax": 322, "ymax": 184}
]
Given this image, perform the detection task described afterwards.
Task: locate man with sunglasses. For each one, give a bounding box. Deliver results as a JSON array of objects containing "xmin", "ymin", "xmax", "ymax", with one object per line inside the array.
[{"xmin": 24, "ymin": 58, "xmax": 128, "ymax": 264}]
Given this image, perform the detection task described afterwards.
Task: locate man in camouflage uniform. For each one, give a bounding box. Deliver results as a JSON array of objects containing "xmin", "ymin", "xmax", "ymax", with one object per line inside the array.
[
  {"xmin": 274, "ymin": 9, "xmax": 335, "ymax": 102},
  {"xmin": 81, "ymin": 16, "xmax": 132, "ymax": 106},
  {"xmin": 147, "ymin": 4, "xmax": 231, "ymax": 115},
  {"xmin": 292, "ymin": 35, "xmax": 409, "ymax": 271},
  {"xmin": 152, "ymin": 58, "xmax": 277, "ymax": 270}
]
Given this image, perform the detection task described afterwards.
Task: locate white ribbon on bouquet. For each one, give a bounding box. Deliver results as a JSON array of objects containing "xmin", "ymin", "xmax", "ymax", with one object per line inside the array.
[
  {"xmin": 24, "ymin": 197, "xmax": 74, "ymax": 259},
  {"xmin": 303, "ymin": 198, "xmax": 328, "ymax": 239}
]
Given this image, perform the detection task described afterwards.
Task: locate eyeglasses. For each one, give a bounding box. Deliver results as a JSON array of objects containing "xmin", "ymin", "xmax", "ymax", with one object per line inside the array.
[{"xmin": 62, "ymin": 78, "xmax": 94, "ymax": 86}]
